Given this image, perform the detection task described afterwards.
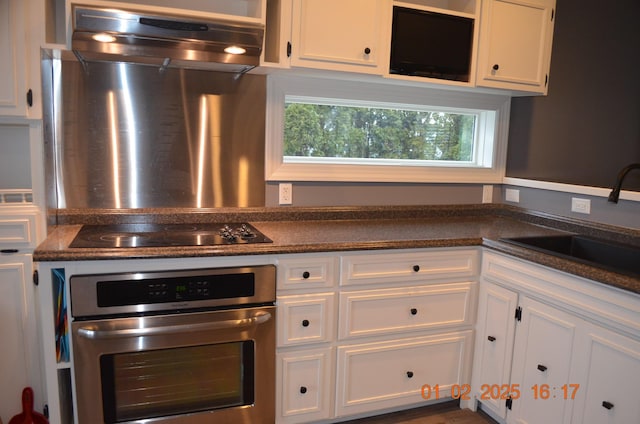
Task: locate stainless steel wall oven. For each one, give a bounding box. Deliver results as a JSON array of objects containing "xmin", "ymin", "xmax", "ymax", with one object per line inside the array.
[{"xmin": 70, "ymin": 265, "xmax": 275, "ymax": 424}]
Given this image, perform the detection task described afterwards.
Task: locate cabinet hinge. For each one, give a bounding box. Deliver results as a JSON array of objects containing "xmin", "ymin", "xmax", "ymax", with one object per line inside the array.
[
  {"xmin": 287, "ymin": 41, "xmax": 292, "ymax": 57},
  {"xmin": 43, "ymin": 404, "xmax": 49, "ymax": 418},
  {"xmin": 26, "ymin": 89, "xmax": 33, "ymax": 107},
  {"xmin": 545, "ymin": 74, "xmax": 549, "ymax": 86},
  {"xmin": 33, "ymin": 270, "xmax": 39, "ymax": 286},
  {"xmin": 551, "ymin": 8, "xmax": 555, "ymax": 21},
  {"xmin": 506, "ymin": 396, "xmax": 513, "ymax": 410},
  {"xmin": 515, "ymin": 306, "xmax": 522, "ymax": 321}
]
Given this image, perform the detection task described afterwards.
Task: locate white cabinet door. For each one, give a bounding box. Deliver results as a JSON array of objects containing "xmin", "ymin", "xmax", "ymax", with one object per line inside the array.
[
  {"xmin": 0, "ymin": 0, "xmax": 29, "ymax": 116},
  {"xmin": 508, "ymin": 296, "xmax": 577, "ymax": 424},
  {"xmin": 277, "ymin": 347, "xmax": 334, "ymax": 424},
  {"xmin": 290, "ymin": 0, "xmax": 387, "ymax": 74},
  {"xmin": 572, "ymin": 324, "xmax": 640, "ymax": 424},
  {"xmin": 0, "ymin": 254, "xmax": 41, "ymax": 421},
  {"xmin": 336, "ymin": 331, "xmax": 473, "ymax": 416},
  {"xmin": 476, "ymin": 0, "xmax": 555, "ymax": 94},
  {"xmin": 277, "ymin": 292, "xmax": 336, "ymax": 347},
  {"xmin": 471, "ymin": 280, "xmax": 518, "ymax": 418},
  {"xmin": 277, "ymin": 255, "xmax": 338, "ymax": 291},
  {"xmin": 339, "ymin": 282, "xmax": 475, "ymax": 339}
]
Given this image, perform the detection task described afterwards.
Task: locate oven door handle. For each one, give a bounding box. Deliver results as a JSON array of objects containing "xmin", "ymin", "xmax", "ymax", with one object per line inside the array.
[{"xmin": 76, "ymin": 311, "xmax": 272, "ymax": 339}]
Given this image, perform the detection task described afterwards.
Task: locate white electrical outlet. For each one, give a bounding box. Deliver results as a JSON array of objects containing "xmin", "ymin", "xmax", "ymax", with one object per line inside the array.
[
  {"xmin": 279, "ymin": 183, "xmax": 292, "ymax": 205},
  {"xmin": 482, "ymin": 185, "xmax": 493, "ymax": 203},
  {"xmin": 505, "ymin": 188, "xmax": 520, "ymax": 203},
  {"xmin": 571, "ymin": 197, "xmax": 591, "ymax": 214}
]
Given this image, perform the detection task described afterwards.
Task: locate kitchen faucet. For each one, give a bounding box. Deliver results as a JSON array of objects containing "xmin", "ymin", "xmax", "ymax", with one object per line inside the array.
[{"xmin": 608, "ymin": 163, "xmax": 640, "ymax": 203}]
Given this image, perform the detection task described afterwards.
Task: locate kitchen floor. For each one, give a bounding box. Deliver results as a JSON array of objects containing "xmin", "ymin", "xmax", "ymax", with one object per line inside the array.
[{"xmin": 341, "ymin": 401, "xmax": 497, "ymax": 424}]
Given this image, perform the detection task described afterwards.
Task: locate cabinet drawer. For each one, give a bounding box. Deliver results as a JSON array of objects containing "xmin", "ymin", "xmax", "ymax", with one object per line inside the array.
[
  {"xmin": 277, "ymin": 255, "xmax": 338, "ymax": 290},
  {"xmin": 276, "ymin": 347, "xmax": 334, "ymax": 423},
  {"xmin": 336, "ymin": 331, "xmax": 473, "ymax": 416},
  {"xmin": 341, "ymin": 249, "xmax": 479, "ymax": 286},
  {"xmin": 0, "ymin": 214, "xmax": 36, "ymax": 248},
  {"xmin": 339, "ymin": 282, "xmax": 475, "ymax": 339},
  {"xmin": 277, "ymin": 293, "xmax": 335, "ymax": 347}
]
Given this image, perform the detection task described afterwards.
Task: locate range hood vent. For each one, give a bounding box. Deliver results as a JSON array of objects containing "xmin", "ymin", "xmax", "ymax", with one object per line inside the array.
[{"xmin": 72, "ymin": 5, "xmax": 264, "ymax": 73}]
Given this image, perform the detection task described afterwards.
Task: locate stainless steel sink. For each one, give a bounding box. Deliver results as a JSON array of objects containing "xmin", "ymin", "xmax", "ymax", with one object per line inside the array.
[{"xmin": 501, "ymin": 235, "xmax": 640, "ymax": 277}]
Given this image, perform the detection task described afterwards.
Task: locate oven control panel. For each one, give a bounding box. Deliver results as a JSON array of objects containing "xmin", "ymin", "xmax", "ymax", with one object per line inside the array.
[
  {"xmin": 98, "ymin": 274, "xmax": 255, "ymax": 306},
  {"xmin": 70, "ymin": 265, "xmax": 276, "ymax": 317}
]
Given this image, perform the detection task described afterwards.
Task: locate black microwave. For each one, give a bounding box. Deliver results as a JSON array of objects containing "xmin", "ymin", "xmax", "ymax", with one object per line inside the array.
[{"xmin": 390, "ymin": 6, "xmax": 474, "ymax": 82}]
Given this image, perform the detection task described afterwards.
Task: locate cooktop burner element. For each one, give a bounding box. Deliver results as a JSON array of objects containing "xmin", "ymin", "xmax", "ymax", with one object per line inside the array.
[{"xmin": 69, "ymin": 223, "xmax": 273, "ymax": 248}]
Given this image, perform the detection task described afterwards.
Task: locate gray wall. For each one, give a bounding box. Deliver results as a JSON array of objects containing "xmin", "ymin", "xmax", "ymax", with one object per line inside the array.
[
  {"xmin": 502, "ymin": 185, "xmax": 640, "ymax": 229},
  {"xmin": 507, "ymin": 0, "xmax": 640, "ymax": 190}
]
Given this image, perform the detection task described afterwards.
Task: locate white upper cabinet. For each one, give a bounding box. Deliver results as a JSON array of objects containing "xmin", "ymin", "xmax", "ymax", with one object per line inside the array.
[
  {"xmin": 476, "ymin": 0, "xmax": 556, "ymax": 94},
  {"xmin": 289, "ymin": 0, "xmax": 389, "ymax": 74},
  {"xmin": 0, "ymin": 0, "xmax": 29, "ymax": 117},
  {"xmin": 0, "ymin": 0, "xmax": 44, "ymax": 119}
]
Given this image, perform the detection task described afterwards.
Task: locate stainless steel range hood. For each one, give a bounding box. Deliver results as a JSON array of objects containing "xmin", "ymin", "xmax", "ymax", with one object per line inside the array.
[{"xmin": 72, "ymin": 5, "xmax": 264, "ymax": 73}]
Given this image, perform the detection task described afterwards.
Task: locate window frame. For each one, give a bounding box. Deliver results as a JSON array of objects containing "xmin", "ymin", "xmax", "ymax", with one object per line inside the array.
[{"xmin": 266, "ymin": 74, "xmax": 511, "ymax": 183}]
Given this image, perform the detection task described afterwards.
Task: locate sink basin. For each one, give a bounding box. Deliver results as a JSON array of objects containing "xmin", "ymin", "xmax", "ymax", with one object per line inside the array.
[{"xmin": 501, "ymin": 235, "xmax": 640, "ymax": 277}]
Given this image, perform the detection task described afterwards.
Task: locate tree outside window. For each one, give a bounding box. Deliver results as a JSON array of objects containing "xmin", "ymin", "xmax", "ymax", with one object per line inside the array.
[{"xmin": 284, "ymin": 103, "xmax": 476, "ymax": 163}]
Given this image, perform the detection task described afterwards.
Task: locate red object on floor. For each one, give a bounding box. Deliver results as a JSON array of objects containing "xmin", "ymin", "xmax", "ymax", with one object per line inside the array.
[{"xmin": 8, "ymin": 388, "xmax": 48, "ymax": 424}]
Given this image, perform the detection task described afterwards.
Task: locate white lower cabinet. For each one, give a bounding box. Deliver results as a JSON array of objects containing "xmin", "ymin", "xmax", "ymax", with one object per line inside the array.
[
  {"xmin": 508, "ymin": 296, "xmax": 577, "ymax": 424},
  {"xmin": 572, "ymin": 323, "xmax": 640, "ymax": 424},
  {"xmin": 338, "ymin": 282, "xmax": 475, "ymax": 339},
  {"xmin": 276, "ymin": 254, "xmax": 339, "ymax": 424},
  {"xmin": 470, "ymin": 252, "xmax": 640, "ymax": 424},
  {"xmin": 275, "ymin": 248, "xmax": 479, "ymax": 423},
  {"xmin": 277, "ymin": 347, "xmax": 335, "ymax": 423},
  {"xmin": 336, "ymin": 331, "xmax": 473, "ymax": 417},
  {"xmin": 0, "ymin": 253, "xmax": 41, "ymax": 422},
  {"xmin": 471, "ymin": 280, "xmax": 518, "ymax": 418}
]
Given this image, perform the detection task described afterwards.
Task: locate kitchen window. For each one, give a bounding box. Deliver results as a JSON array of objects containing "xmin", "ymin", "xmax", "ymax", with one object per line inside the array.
[{"xmin": 266, "ymin": 75, "xmax": 511, "ymax": 183}]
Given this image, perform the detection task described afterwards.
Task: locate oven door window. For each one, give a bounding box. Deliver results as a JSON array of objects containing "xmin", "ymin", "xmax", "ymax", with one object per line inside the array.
[{"xmin": 100, "ymin": 341, "xmax": 254, "ymax": 423}]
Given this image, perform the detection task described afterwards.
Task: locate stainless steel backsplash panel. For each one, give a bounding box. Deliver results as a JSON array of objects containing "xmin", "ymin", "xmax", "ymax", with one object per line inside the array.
[{"xmin": 43, "ymin": 52, "xmax": 266, "ymax": 211}]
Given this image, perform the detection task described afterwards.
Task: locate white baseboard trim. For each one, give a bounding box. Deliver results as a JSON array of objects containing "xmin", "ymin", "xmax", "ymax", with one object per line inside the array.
[{"xmin": 502, "ymin": 177, "xmax": 640, "ymax": 202}]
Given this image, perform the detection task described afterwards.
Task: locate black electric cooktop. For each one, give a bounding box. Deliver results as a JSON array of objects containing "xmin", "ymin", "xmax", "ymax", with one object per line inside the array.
[{"xmin": 69, "ymin": 223, "xmax": 273, "ymax": 248}]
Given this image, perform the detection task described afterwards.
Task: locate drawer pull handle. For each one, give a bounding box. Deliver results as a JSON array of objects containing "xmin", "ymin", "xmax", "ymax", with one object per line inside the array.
[
  {"xmin": 410, "ymin": 308, "xmax": 418, "ymax": 315},
  {"xmin": 537, "ymin": 364, "xmax": 547, "ymax": 372},
  {"xmin": 302, "ymin": 271, "xmax": 310, "ymax": 279},
  {"xmin": 300, "ymin": 386, "xmax": 307, "ymax": 394},
  {"xmin": 406, "ymin": 371, "xmax": 414, "ymax": 378},
  {"xmin": 301, "ymin": 319, "xmax": 310, "ymax": 327},
  {"xmin": 602, "ymin": 401, "xmax": 614, "ymax": 410},
  {"xmin": 488, "ymin": 336, "xmax": 496, "ymax": 342},
  {"xmin": 413, "ymin": 265, "xmax": 420, "ymax": 272}
]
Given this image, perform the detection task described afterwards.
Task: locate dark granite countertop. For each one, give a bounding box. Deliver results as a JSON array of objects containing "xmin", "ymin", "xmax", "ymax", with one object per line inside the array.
[{"xmin": 34, "ymin": 204, "xmax": 640, "ymax": 295}]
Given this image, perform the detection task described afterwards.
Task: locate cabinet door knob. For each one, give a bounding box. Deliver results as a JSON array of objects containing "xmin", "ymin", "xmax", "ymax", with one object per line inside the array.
[
  {"xmin": 602, "ymin": 401, "xmax": 614, "ymax": 410},
  {"xmin": 364, "ymin": 47, "xmax": 371, "ymax": 55},
  {"xmin": 406, "ymin": 371, "xmax": 414, "ymax": 378},
  {"xmin": 302, "ymin": 271, "xmax": 310, "ymax": 279},
  {"xmin": 492, "ymin": 64, "xmax": 500, "ymax": 71},
  {"xmin": 410, "ymin": 308, "xmax": 418, "ymax": 315},
  {"xmin": 413, "ymin": 265, "xmax": 420, "ymax": 272},
  {"xmin": 487, "ymin": 336, "xmax": 496, "ymax": 342},
  {"xmin": 301, "ymin": 319, "xmax": 310, "ymax": 327},
  {"xmin": 537, "ymin": 364, "xmax": 547, "ymax": 372},
  {"xmin": 300, "ymin": 386, "xmax": 307, "ymax": 394}
]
